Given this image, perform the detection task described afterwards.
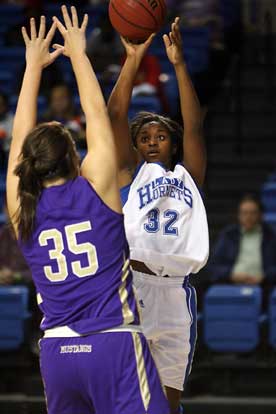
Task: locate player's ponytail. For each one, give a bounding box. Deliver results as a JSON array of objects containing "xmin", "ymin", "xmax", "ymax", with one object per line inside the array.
[
  {"xmin": 15, "ymin": 156, "xmax": 43, "ymax": 242},
  {"xmin": 14, "ymin": 122, "xmax": 80, "ymax": 242}
]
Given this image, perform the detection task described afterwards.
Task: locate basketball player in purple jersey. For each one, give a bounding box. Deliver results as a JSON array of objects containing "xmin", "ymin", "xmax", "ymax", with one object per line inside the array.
[
  {"xmin": 108, "ymin": 18, "xmax": 209, "ymax": 414},
  {"xmin": 6, "ymin": 6, "xmax": 169, "ymax": 414}
]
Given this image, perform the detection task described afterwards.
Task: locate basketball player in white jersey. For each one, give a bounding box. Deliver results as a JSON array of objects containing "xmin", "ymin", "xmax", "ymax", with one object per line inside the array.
[{"xmin": 107, "ymin": 17, "xmax": 209, "ymax": 413}]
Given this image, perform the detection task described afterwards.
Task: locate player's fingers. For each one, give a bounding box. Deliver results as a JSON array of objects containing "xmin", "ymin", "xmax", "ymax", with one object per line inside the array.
[
  {"xmin": 120, "ymin": 35, "xmax": 129, "ymax": 48},
  {"xmin": 61, "ymin": 4, "xmax": 73, "ymax": 29},
  {"xmin": 81, "ymin": 13, "xmax": 88, "ymax": 32},
  {"xmin": 38, "ymin": 15, "xmax": 46, "ymax": 39},
  {"xmin": 169, "ymin": 31, "xmax": 175, "ymax": 44},
  {"xmin": 49, "ymin": 46, "xmax": 65, "ymax": 62},
  {"xmin": 30, "ymin": 17, "xmax": 37, "ymax": 40},
  {"xmin": 172, "ymin": 18, "xmax": 182, "ymax": 42},
  {"xmin": 52, "ymin": 43, "xmax": 63, "ymax": 50},
  {"xmin": 53, "ymin": 16, "xmax": 67, "ymax": 36},
  {"xmin": 45, "ymin": 21, "xmax": 57, "ymax": 45},
  {"xmin": 21, "ymin": 26, "xmax": 30, "ymax": 45},
  {"xmin": 52, "ymin": 43, "xmax": 70, "ymax": 57},
  {"xmin": 163, "ymin": 34, "xmax": 171, "ymax": 48},
  {"xmin": 71, "ymin": 6, "xmax": 79, "ymax": 27},
  {"xmin": 144, "ymin": 32, "xmax": 156, "ymax": 47}
]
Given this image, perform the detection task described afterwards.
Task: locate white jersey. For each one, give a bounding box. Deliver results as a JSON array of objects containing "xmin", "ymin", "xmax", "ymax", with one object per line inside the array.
[{"xmin": 122, "ymin": 162, "xmax": 209, "ymax": 276}]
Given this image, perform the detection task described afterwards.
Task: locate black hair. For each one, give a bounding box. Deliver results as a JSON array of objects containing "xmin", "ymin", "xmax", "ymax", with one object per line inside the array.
[{"xmin": 130, "ymin": 111, "xmax": 183, "ymax": 168}]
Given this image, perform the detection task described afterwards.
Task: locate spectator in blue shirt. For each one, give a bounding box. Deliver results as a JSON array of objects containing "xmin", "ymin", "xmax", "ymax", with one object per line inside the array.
[{"xmin": 207, "ymin": 194, "xmax": 276, "ymax": 291}]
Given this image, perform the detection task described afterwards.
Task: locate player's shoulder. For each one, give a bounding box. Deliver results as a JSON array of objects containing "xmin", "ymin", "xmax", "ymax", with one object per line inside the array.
[{"xmin": 66, "ymin": 175, "xmax": 96, "ymax": 202}]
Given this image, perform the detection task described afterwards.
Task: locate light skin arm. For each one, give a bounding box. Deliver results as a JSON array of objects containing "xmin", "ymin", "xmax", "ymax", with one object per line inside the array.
[
  {"xmin": 107, "ymin": 35, "xmax": 154, "ymax": 186},
  {"xmin": 164, "ymin": 17, "xmax": 206, "ymax": 186},
  {"xmin": 6, "ymin": 17, "xmax": 63, "ymax": 234},
  {"xmin": 54, "ymin": 6, "xmax": 121, "ymax": 213}
]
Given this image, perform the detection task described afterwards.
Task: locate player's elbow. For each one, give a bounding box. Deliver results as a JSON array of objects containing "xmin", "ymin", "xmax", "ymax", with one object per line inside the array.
[{"xmin": 108, "ymin": 103, "xmax": 127, "ymax": 122}]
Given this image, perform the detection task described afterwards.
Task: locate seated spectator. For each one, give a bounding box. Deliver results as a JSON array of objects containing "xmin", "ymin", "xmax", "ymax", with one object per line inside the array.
[
  {"xmin": 207, "ymin": 194, "xmax": 276, "ymax": 305},
  {"xmin": 86, "ymin": 13, "xmax": 122, "ymax": 74},
  {"xmin": 178, "ymin": 0, "xmax": 229, "ymax": 114},
  {"xmin": 0, "ymin": 203, "xmax": 31, "ymax": 286},
  {"xmin": 41, "ymin": 83, "xmax": 86, "ymax": 148},
  {"xmin": 121, "ymin": 51, "xmax": 169, "ymax": 114},
  {"xmin": 0, "ymin": 92, "xmax": 14, "ymax": 168},
  {"xmin": 0, "ymin": 201, "xmax": 41, "ymax": 351}
]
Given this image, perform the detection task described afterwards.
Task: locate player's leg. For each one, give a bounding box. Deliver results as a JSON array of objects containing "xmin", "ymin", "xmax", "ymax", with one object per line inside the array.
[
  {"xmin": 153, "ymin": 282, "xmax": 197, "ymax": 413},
  {"xmin": 69, "ymin": 330, "xmax": 169, "ymax": 414},
  {"xmin": 164, "ymin": 387, "xmax": 183, "ymax": 413},
  {"xmin": 133, "ymin": 274, "xmax": 197, "ymax": 413},
  {"xmin": 39, "ymin": 337, "xmax": 94, "ymax": 414}
]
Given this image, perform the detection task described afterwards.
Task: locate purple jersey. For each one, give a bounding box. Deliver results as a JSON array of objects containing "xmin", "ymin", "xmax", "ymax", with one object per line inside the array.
[{"xmin": 19, "ymin": 176, "xmax": 139, "ymax": 334}]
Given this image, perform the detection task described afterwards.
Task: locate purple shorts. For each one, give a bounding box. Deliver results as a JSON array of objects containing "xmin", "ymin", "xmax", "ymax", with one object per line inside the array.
[{"xmin": 39, "ymin": 331, "xmax": 169, "ymax": 414}]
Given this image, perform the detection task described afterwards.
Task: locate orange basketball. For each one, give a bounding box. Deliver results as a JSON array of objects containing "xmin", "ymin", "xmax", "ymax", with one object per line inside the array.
[{"xmin": 109, "ymin": 0, "xmax": 167, "ymax": 42}]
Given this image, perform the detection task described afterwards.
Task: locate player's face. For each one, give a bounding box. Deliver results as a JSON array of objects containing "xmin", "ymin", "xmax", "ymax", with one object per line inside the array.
[
  {"xmin": 136, "ymin": 122, "xmax": 175, "ymax": 168},
  {"xmin": 238, "ymin": 201, "xmax": 262, "ymax": 231}
]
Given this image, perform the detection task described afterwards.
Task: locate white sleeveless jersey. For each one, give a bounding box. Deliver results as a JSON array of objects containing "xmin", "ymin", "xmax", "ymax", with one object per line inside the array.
[{"xmin": 122, "ymin": 162, "xmax": 209, "ymax": 277}]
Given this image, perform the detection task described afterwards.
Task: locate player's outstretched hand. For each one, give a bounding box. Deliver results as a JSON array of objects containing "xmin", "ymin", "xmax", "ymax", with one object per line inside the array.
[
  {"xmin": 120, "ymin": 33, "xmax": 155, "ymax": 69},
  {"xmin": 22, "ymin": 16, "xmax": 63, "ymax": 69},
  {"xmin": 163, "ymin": 17, "xmax": 184, "ymax": 66},
  {"xmin": 52, "ymin": 5, "xmax": 88, "ymax": 59}
]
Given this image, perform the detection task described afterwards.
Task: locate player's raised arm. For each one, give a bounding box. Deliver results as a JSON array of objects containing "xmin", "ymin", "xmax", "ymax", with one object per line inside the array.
[
  {"xmin": 54, "ymin": 6, "xmax": 121, "ymax": 212},
  {"xmin": 107, "ymin": 35, "xmax": 154, "ymax": 182},
  {"xmin": 163, "ymin": 17, "xmax": 206, "ymax": 187},
  {"xmin": 6, "ymin": 17, "xmax": 63, "ymax": 233}
]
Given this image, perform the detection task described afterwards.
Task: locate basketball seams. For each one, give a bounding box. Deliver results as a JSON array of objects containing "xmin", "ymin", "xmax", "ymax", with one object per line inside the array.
[
  {"xmin": 133, "ymin": 0, "xmax": 158, "ymax": 26},
  {"xmin": 156, "ymin": 0, "xmax": 166, "ymax": 22},
  {"xmin": 110, "ymin": 1, "xmax": 155, "ymax": 32},
  {"xmin": 109, "ymin": 0, "xmax": 167, "ymax": 40}
]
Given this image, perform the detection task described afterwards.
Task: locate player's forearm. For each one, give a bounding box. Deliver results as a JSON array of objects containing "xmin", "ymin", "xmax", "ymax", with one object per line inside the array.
[
  {"xmin": 175, "ymin": 61, "xmax": 206, "ymax": 186},
  {"xmin": 107, "ymin": 56, "xmax": 138, "ymax": 119},
  {"xmin": 70, "ymin": 51, "xmax": 106, "ymax": 118},
  {"xmin": 11, "ymin": 64, "xmax": 41, "ymax": 149},
  {"xmin": 174, "ymin": 62, "xmax": 203, "ymax": 136},
  {"xmin": 70, "ymin": 51, "xmax": 114, "ymax": 151}
]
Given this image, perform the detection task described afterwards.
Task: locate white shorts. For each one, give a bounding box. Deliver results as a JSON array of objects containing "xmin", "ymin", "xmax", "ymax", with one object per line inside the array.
[{"xmin": 133, "ymin": 271, "xmax": 197, "ymax": 391}]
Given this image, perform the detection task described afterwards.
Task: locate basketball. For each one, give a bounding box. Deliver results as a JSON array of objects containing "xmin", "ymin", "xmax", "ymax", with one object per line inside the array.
[{"xmin": 108, "ymin": 0, "xmax": 167, "ymax": 42}]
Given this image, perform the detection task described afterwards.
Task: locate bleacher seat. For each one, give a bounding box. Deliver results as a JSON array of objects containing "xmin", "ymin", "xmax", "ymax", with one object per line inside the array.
[
  {"xmin": 150, "ymin": 25, "xmax": 210, "ymax": 76},
  {"xmin": 262, "ymin": 182, "xmax": 276, "ymax": 213},
  {"xmin": 0, "ymin": 4, "xmax": 23, "ymax": 26},
  {"xmin": 263, "ymin": 212, "xmax": 276, "ymax": 233},
  {"xmin": 268, "ymin": 288, "xmax": 276, "ymax": 348},
  {"xmin": 0, "ymin": 213, "xmax": 6, "ymax": 226},
  {"xmin": 9, "ymin": 94, "xmax": 47, "ymax": 115},
  {"xmin": 160, "ymin": 73, "xmax": 179, "ymax": 118},
  {"xmin": 204, "ymin": 285, "xmax": 262, "ymax": 352},
  {"xmin": 0, "ymin": 70, "xmax": 14, "ymax": 95},
  {"xmin": 0, "ymin": 47, "xmax": 25, "ymax": 76},
  {"xmin": 0, "ymin": 174, "xmax": 6, "ymax": 212},
  {"xmin": 129, "ymin": 95, "xmax": 161, "ymax": 120},
  {"xmin": 0, "ymin": 286, "xmax": 30, "ymax": 351}
]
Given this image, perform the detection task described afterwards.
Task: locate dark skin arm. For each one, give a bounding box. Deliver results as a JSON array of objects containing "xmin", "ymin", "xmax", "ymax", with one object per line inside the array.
[
  {"xmin": 108, "ymin": 18, "xmax": 206, "ymax": 187},
  {"xmin": 107, "ymin": 35, "xmax": 155, "ymax": 187},
  {"xmin": 164, "ymin": 17, "xmax": 206, "ymax": 186}
]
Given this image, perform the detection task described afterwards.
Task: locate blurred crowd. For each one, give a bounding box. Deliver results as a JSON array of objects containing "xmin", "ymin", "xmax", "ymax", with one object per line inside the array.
[{"xmin": 0, "ymin": 0, "xmax": 276, "ymax": 355}]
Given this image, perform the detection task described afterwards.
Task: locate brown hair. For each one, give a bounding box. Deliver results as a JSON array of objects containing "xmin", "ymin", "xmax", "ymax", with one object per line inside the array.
[
  {"xmin": 14, "ymin": 122, "xmax": 80, "ymax": 242},
  {"xmin": 130, "ymin": 111, "xmax": 184, "ymax": 167}
]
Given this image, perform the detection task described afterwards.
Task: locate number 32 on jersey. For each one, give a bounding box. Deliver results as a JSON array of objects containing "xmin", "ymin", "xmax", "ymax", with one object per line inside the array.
[
  {"xmin": 144, "ymin": 208, "xmax": 179, "ymax": 236},
  {"xmin": 39, "ymin": 221, "xmax": 98, "ymax": 282}
]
